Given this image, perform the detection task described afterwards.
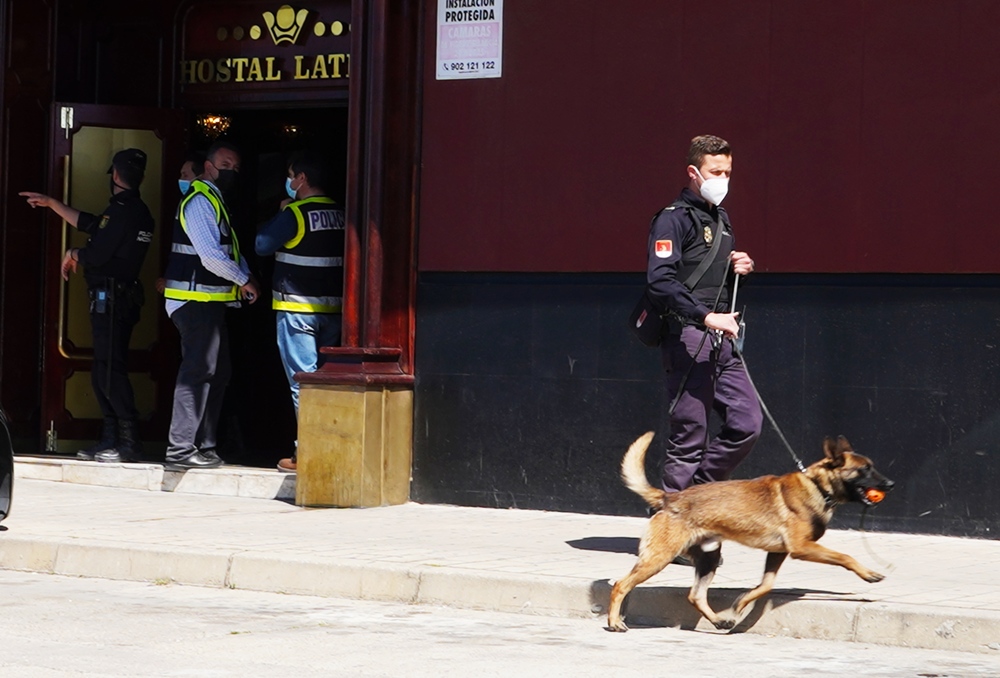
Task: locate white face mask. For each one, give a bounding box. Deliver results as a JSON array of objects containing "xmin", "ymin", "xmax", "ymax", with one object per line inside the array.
[{"xmin": 695, "ymin": 168, "xmax": 729, "ymax": 205}]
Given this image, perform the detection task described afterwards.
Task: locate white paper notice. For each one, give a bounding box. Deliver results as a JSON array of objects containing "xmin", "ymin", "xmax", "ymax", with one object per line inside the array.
[{"xmin": 436, "ymin": 0, "xmax": 503, "ymax": 80}]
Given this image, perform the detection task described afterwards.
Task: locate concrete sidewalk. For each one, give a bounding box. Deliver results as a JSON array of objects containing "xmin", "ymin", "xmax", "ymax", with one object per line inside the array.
[{"xmin": 3, "ymin": 462, "xmax": 1000, "ymax": 655}]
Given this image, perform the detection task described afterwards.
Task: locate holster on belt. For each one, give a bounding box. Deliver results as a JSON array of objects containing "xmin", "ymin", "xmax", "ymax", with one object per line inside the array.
[
  {"xmin": 665, "ymin": 314, "xmax": 684, "ymax": 337},
  {"xmin": 88, "ymin": 281, "xmax": 114, "ymax": 314}
]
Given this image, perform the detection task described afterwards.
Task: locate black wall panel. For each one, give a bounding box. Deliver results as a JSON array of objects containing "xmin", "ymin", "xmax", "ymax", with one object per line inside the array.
[{"xmin": 413, "ymin": 273, "xmax": 1000, "ymax": 538}]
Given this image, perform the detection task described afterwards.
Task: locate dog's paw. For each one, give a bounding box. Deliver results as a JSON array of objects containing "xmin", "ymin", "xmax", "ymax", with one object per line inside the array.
[
  {"xmin": 863, "ymin": 570, "xmax": 885, "ymax": 583},
  {"xmin": 712, "ymin": 617, "xmax": 736, "ymax": 630},
  {"xmin": 605, "ymin": 620, "xmax": 630, "ymax": 633}
]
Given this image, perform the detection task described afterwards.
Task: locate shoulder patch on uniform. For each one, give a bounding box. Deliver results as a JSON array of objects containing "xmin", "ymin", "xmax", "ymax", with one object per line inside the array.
[
  {"xmin": 98, "ymin": 215, "xmax": 110, "ymax": 229},
  {"xmin": 655, "ymin": 239, "xmax": 673, "ymax": 258}
]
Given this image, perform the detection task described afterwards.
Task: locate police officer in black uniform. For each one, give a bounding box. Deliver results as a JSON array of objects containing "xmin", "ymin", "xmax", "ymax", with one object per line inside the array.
[
  {"xmin": 21, "ymin": 148, "xmax": 155, "ymax": 463},
  {"xmin": 646, "ymin": 135, "xmax": 762, "ymax": 496}
]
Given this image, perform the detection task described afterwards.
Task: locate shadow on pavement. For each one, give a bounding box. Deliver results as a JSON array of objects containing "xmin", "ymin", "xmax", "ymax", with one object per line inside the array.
[
  {"xmin": 566, "ymin": 536, "xmax": 639, "ymax": 555},
  {"xmin": 588, "ymin": 579, "xmax": 867, "ymax": 633}
]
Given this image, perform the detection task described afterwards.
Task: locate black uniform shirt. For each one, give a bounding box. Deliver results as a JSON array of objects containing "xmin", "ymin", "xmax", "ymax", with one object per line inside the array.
[
  {"xmin": 76, "ymin": 188, "xmax": 155, "ymax": 283},
  {"xmin": 646, "ymin": 187, "xmax": 735, "ymax": 323}
]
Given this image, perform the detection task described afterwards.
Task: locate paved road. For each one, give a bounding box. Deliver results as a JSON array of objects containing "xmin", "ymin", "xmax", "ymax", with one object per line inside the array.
[{"xmin": 1, "ymin": 570, "xmax": 997, "ymax": 678}]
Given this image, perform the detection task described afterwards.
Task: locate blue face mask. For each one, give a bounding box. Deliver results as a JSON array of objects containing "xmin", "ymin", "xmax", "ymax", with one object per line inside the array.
[
  {"xmin": 285, "ymin": 176, "xmax": 298, "ymax": 200},
  {"xmin": 178, "ymin": 179, "xmax": 191, "ymax": 195}
]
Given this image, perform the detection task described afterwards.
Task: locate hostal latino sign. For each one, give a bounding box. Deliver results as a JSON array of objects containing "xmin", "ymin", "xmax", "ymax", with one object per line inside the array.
[{"xmin": 179, "ymin": 1, "xmax": 351, "ymax": 103}]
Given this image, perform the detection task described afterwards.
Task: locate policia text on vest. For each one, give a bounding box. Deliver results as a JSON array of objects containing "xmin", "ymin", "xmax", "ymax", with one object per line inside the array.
[{"xmin": 256, "ymin": 157, "xmax": 346, "ymax": 472}]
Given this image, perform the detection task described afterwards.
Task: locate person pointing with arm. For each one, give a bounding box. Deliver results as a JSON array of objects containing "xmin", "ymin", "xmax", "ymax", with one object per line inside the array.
[{"xmin": 21, "ymin": 149, "xmax": 155, "ymax": 463}]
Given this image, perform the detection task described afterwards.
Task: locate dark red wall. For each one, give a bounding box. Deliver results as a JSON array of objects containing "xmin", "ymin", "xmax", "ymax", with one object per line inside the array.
[{"xmin": 418, "ymin": 1, "xmax": 1000, "ymax": 273}]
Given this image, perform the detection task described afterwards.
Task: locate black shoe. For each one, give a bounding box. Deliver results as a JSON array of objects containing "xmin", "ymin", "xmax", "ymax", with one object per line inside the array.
[
  {"xmin": 97, "ymin": 420, "xmax": 141, "ymax": 463},
  {"xmin": 78, "ymin": 417, "xmax": 117, "ymax": 460},
  {"xmin": 165, "ymin": 452, "xmax": 224, "ymax": 470},
  {"xmin": 200, "ymin": 449, "xmax": 223, "ymax": 464},
  {"xmin": 117, "ymin": 419, "xmax": 142, "ymax": 459},
  {"xmin": 673, "ymin": 545, "xmax": 725, "ymax": 569}
]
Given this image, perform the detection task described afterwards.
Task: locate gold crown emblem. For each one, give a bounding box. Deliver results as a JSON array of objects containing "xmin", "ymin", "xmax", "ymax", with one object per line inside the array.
[{"xmin": 263, "ymin": 5, "xmax": 309, "ymax": 45}]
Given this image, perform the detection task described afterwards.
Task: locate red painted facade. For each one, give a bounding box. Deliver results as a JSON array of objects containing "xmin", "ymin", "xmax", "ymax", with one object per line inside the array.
[
  {"xmin": 2, "ymin": 0, "xmax": 998, "ymax": 447},
  {"xmin": 419, "ymin": 1, "xmax": 1000, "ymax": 274}
]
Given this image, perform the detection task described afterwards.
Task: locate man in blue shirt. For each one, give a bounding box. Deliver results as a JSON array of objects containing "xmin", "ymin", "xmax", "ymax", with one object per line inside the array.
[{"xmin": 255, "ymin": 151, "xmax": 345, "ymax": 472}]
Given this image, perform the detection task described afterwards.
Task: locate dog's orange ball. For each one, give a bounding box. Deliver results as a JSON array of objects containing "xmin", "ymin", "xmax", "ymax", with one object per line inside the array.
[{"xmin": 865, "ymin": 488, "xmax": 886, "ymax": 504}]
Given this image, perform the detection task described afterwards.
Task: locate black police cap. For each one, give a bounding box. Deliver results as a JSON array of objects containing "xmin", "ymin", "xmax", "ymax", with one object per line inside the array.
[{"xmin": 107, "ymin": 148, "xmax": 147, "ymax": 175}]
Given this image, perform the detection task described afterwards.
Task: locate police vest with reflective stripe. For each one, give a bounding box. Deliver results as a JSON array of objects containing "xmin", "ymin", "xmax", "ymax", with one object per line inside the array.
[
  {"xmin": 272, "ymin": 196, "xmax": 344, "ymax": 313},
  {"xmin": 163, "ymin": 181, "xmax": 241, "ymax": 303}
]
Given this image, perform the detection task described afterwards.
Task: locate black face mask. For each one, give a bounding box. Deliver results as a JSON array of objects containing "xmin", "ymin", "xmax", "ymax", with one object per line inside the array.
[{"xmin": 214, "ymin": 168, "xmax": 238, "ymax": 194}]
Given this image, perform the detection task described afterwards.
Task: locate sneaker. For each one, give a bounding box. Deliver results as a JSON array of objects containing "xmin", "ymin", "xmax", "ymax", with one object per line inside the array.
[{"xmin": 277, "ymin": 457, "xmax": 297, "ymax": 473}]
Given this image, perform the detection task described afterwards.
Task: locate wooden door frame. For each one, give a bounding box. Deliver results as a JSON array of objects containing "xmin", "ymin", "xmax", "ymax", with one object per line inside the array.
[
  {"xmin": 41, "ymin": 103, "xmax": 184, "ymax": 446},
  {"xmin": 306, "ymin": 0, "xmax": 421, "ymax": 386}
]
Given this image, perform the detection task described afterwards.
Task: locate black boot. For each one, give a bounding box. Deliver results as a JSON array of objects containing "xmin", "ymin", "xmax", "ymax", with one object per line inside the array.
[
  {"xmin": 78, "ymin": 417, "xmax": 117, "ymax": 460},
  {"xmin": 96, "ymin": 420, "xmax": 142, "ymax": 463}
]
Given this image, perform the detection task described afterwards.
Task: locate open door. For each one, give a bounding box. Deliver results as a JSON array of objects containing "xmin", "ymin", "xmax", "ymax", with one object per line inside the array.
[{"xmin": 41, "ymin": 103, "xmax": 183, "ymax": 455}]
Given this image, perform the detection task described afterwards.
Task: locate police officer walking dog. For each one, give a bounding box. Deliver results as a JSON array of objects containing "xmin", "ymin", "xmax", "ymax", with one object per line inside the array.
[
  {"xmin": 21, "ymin": 148, "xmax": 155, "ymax": 463},
  {"xmin": 645, "ymin": 135, "xmax": 762, "ymax": 495}
]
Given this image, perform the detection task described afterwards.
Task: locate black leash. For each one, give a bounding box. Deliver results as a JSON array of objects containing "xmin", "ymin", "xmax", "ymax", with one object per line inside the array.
[
  {"xmin": 729, "ymin": 280, "xmax": 892, "ymax": 565},
  {"xmin": 731, "ymin": 340, "xmax": 807, "ymax": 473},
  {"xmin": 665, "ymin": 271, "xmax": 727, "ymax": 418},
  {"xmin": 664, "ymin": 266, "xmax": 807, "ymax": 474}
]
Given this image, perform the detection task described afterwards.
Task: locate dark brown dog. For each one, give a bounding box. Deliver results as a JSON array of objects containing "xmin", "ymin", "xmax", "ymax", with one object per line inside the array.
[{"xmin": 606, "ymin": 432, "xmax": 894, "ymax": 632}]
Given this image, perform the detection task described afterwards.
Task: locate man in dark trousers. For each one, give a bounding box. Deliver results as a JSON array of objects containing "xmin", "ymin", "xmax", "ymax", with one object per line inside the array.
[
  {"xmin": 255, "ymin": 150, "xmax": 345, "ymax": 472},
  {"xmin": 646, "ymin": 135, "xmax": 762, "ymax": 497},
  {"xmin": 162, "ymin": 140, "xmax": 259, "ymax": 469},
  {"xmin": 21, "ymin": 148, "xmax": 155, "ymax": 462}
]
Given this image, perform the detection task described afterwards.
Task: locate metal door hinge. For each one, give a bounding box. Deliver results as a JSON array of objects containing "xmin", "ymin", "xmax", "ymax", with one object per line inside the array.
[
  {"xmin": 45, "ymin": 420, "xmax": 58, "ymax": 453},
  {"xmin": 60, "ymin": 106, "xmax": 74, "ymax": 139}
]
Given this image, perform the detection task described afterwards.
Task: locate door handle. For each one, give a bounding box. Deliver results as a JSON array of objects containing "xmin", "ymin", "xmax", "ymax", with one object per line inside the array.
[{"xmin": 56, "ymin": 153, "xmax": 87, "ymax": 360}]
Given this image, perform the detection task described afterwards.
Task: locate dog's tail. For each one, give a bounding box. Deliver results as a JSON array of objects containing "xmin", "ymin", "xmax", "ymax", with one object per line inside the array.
[{"xmin": 621, "ymin": 431, "xmax": 667, "ymax": 508}]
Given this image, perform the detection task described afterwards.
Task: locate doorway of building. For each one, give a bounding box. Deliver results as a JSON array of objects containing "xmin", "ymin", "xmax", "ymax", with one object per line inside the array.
[{"xmin": 183, "ymin": 105, "xmax": 349, "ymax": 467}]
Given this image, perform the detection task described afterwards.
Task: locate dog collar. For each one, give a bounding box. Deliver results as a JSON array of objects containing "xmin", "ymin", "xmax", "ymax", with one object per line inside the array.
[{"xmin": 802, "ymin": 472, "xmax": 837, "ymax": 508}]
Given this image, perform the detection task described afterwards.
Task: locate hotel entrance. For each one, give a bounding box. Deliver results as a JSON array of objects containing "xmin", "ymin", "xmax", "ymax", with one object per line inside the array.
[
  {"xmin": 181, "ymin": 105, "xmax": 350, "ymax": 466},
  {"xmin": 5, "ymin": 0, "xmax": 419, "ymax": 502},
  {"xmin": 170, "ymin": 1, "xmax": 356, "ymax": 467}
]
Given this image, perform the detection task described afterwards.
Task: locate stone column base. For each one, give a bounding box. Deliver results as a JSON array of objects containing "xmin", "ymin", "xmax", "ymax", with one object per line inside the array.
[{"xmin": 296, "ymin": 383, "xmax": 412, "ymax": 507}]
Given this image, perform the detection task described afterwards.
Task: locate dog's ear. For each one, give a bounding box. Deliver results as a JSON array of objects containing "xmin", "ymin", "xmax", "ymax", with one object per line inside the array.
[
  {"xmin": 835, "ymin": 436, "xmax": 853, "ymax": 454},
  {"xmin": 823, "ymin": 437, "xmax": 845, "ymax": 468}
]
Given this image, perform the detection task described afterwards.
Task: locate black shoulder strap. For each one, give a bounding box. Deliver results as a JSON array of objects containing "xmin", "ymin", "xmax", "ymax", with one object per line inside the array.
[
  {"xmin": 681, "ymin": 210, "xmax": 725, "ymax": 291},
  {"xmin": 649, "ymin": 202, "xmax": 726, "ymax": 291}
]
